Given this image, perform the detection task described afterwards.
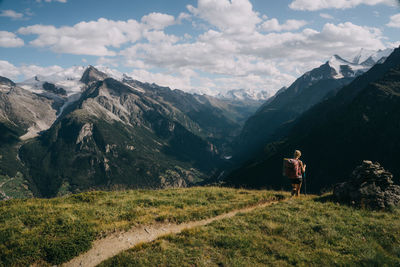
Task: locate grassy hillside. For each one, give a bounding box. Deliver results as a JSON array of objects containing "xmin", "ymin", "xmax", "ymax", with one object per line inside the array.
[
  {"xmin": 102, "ymin": 196, "xmax": 400, "ymax": 267},
  {"xmin": 0, "ymin": 187, "xmax": 282, "ymax": 266},
  {"xmin": 1, "ymin": 187, "xmax": 399, "ymax": 266}
]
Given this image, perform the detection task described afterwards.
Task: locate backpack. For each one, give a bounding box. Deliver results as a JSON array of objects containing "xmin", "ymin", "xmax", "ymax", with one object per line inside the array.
[{"xmin": 283, "ymin": 158, "xmax": 302, "ymax": 178}]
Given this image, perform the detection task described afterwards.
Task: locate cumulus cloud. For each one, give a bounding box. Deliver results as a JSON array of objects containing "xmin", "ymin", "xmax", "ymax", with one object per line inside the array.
[
  {"xmin": 213, "ymin": 73, "xmax": 295, "ymax": 94},
  {"xmin": 16, "ymin": 12, "xmax": 180, "ymax": 57},
  {"xmin": 18, "ymin": 18, "xmax": 142, "ymax": 56},
  {"xmin": 261, "ymin": 18, "xmax": 308, "ymax": 32},
  {"xmin": 0, "ymin": 31, "xmax": 24, "ymax": 47},
  {"xmin": 187, "ymin": 0, "xmax": 262, "ymax": 34},
  {"xmin": 7, "ymin": 0, "xmax": 393, "ymax": 95},
  {"xmin": 0, "ymin": 9, "xmax": 24, "ymax": 20},
  {"xmin": 387, "ymin": 13, "xmax": 400, "ymax": 28},
  {"xmin": 129, "ymin": 68, "xmax": 194, "ymax": 91},
  {"xmin": 118, "ymin": 18, "xmax": 385, "ymax": 94},
  {"xmin": 289, "ymin": 0, "xmax": 396, "ymax": 11},
  {"xmin": 0, "ymin": 60, "xmax": 63, "ymax": 80},
  {"xmin": 121, "ymin": 21, "xmax": 384, "ymax": 72},
  {"xmin": 18, "ymin": 64, "xmax": 64, "ymax": 79},
  {"xmin": 141, "ymin": 12, "xmax": 176, "ymax": 30},
  {"xmin": 0, "ymin": 60, "xmax": 20, "ymax": 79}
]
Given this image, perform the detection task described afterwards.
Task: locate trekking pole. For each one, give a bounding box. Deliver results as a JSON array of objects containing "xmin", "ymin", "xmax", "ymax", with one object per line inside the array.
[{"xmin": 303, "ymin": 171, "xmax": 307, "ymax": 196}]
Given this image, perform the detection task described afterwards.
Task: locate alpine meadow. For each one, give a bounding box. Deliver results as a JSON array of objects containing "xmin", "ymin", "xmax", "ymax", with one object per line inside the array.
[{"xmin": 0, "ymin": 0, "xmax": 400, "ymax": 266}]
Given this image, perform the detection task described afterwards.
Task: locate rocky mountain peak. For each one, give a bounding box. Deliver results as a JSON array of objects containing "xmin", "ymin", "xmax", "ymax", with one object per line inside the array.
[
  {"xmin": 0, "ymin": 76, "xmax": 16, "ymax": 93},
  {"xmin": 217, "ymin": 88, "xmax": 270, "ymax": 102},
  {"xmin": 80, "ymin": 66, "xmax": 109, "ymax": 85},
  {"xmin": 352, "ymin": 48, "xmax": 393, "ymax": 65},
  {"xmin": 0, "ymin": 76, "xmax": 15, "ymax": 87},
  {"xmin": 327, "ymin": 54, "xmax": 370, "ymax": 79}
]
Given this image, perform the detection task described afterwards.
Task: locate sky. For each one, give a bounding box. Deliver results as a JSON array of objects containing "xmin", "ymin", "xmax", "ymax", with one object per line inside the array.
[{"xmin": 0, "ymin": 0, "xmax": 399, "ymax": 95}]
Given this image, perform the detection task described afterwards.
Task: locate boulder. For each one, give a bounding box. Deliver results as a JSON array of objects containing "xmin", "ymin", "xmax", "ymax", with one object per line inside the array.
[{"xmin": 333, "ymin": 160, "xmax": 400, "ymax": 209}]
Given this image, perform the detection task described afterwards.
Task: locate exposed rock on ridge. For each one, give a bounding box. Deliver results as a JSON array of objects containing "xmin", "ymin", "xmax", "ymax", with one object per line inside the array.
[{"xmin": 334, "ymin": 161, "xmax": 400, "ymax": 210}]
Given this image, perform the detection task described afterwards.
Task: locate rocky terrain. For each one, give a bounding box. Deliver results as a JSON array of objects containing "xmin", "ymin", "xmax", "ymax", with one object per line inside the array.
[
  {"xmin": 334, "ymin": 161, "xmax": 400, "ymax": 210},
  {"xmin": 0, "ymin": 66, "xmax": 265, "ymax": 198}
]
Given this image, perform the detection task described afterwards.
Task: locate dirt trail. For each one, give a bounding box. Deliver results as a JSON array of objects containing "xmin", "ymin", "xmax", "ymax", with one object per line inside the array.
[{"xmin": 63, "ymin": 199, "xmax": 284, "ymax": 267}]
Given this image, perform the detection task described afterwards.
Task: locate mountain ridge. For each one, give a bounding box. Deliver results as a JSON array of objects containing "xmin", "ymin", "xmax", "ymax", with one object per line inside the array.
[{"xmin": 225, "ymin": 46, "xmax": 400, "ymax": 192}]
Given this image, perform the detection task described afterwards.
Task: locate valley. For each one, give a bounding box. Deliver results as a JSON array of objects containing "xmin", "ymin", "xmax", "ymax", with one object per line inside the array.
[{"xmin": 0, "ymin": 47, "xmax": 397, "ymax": 197}]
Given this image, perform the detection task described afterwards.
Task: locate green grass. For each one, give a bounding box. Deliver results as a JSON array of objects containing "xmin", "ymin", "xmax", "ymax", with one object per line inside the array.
[
  {"xmin": 0, "ymin": 187, "xmax": 284, "ymax": 266},
  {"xmin": 101, "ymin": 195, "xmax": 400, "ymax": 267},
  {"xmin": 0, "ymin": 172, "xmax": 33, "ymax": 199}
]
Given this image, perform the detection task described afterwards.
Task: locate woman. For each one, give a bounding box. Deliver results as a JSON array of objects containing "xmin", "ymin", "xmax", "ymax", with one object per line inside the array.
[{"xmin": 291, "ymin": 150, "xmax": 306, "ymax": 197}]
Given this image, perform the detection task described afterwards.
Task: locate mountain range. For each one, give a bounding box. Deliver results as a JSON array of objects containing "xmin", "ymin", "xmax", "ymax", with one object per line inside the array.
[
  {"xmin": 0, "ymin": 66, "xmax": 263, "ymax": 197},
  {"xmin": 233, "ymin": 48, "xmax": 393, "ymax": 162},
  {"xmin": 0, "ymin": 47, "xmax": 397, "ymax": 198}
]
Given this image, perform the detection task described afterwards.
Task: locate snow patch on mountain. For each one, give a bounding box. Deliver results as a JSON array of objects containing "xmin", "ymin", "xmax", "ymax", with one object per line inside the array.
[
  {"xmin": 328, "ymin": 55, "xmax": 368, "ymax": 79},
  {"xmin": 18, "ymin": 66, "xmax": 86, "ymax": 96},
  {"xmin": 17, "ymin": 65, "xmax": 124, "ymax": 96},
  {"xmin": 325, "ymin": 48, "xmax": 394, "ymax": 80},
  {"xmin": 217, "ymin": 89, "xmax": 270, "ymax": 102},
  {"xmin": 96, "ymin": 65, "xmax": 124, "ymax": 81},
  {"xmin": 352, "ymin": 48, "xmax": 393, "ymax": 65}
]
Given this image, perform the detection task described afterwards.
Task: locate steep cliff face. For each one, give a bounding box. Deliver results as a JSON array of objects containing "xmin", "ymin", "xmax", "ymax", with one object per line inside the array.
[
  {"xmin": 19, "ymin": 69, "xmax": 222, "ymax": 197},
  {"xmin": 0, "ymin": 78, "xmax": 58, "ymax": 140}
]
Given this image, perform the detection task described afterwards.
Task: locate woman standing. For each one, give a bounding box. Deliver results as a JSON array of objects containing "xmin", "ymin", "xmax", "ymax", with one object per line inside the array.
[{"xmin": 290, "ymin": 150, "xmax": 306, "ymax": 197}]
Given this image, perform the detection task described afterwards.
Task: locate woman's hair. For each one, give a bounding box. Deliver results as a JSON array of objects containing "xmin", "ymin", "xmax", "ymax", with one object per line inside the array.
[{"xmin": 294, "ymin": 150, "xmax": 301, "ymax": 159}]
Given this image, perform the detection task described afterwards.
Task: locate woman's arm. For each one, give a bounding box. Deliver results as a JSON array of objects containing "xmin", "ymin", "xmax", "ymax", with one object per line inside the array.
[{"xmin": 300, "ymin": 160, "xmax": 306, "ymax": 173}]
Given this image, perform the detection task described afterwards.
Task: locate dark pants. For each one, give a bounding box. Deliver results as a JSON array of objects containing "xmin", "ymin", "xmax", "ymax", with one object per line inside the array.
[{"xmin": 290, "ymin": 178, "xmax": 302, "ymax": 184}]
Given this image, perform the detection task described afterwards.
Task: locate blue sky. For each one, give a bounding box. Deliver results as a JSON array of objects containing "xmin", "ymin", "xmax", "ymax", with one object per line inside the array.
[{"xmin": 0, "ymin": 0, "xmax": 399, "ymax": 94}]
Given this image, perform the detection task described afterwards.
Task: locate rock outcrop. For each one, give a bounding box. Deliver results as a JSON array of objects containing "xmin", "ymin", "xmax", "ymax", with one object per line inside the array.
[{"xmin": 333, "ymin": 160, "xmax": 400, "ymax": 209}]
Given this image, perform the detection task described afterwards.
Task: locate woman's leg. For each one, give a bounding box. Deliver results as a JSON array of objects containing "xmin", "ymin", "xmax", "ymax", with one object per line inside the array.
[
  {"xmin": 296, "ymin": 182, "xmax": 302, "ymax": 196},
  {"xmin": 291, "ymin": 184, "xmax": 296, "ymax": 196}
]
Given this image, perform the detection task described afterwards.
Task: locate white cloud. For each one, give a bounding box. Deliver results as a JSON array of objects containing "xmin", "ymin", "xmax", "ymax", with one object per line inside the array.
[
  {"xmin": 141, "ymin": 12, "xmax": 176, "ymax": 30},
  {"xmin": 387, "ymin": 13, "xmax": 400, "ymax": 28},
  {"xmin": 143, "ymin": 30, "xmax": 179, "ymax": 44},
  {"xmin": 261, "ymin": 18, "xmax": 308, "ymax": 32},
  {"xmin": 18, "ymin": 64, "xmax": 64, "ymax": 79},
  {"xmin": 18, "ymin": 18, "xmax": 142, "ymax": 56},
  {"xmin": 119, "ymin": 18, "xmax": 385, "ymax": 94},
  {"xmin": 0, "ymin": 31, "xmax": 24, "ymax": 47},
  {"xmin": 0, "ymin": 60, "xmax": 20, "ymax": 79},
  {"xmin": 97, "ymin": 57, "xmax": 119, "ymax": 67},
  {"xmin": 289, "ymin": 0, "xmax": 396, "ymax": 11},
  {"xmin": 187, "ymin": 0, "xmax": 262, "ymax": 34},
  {"xmin": 17, "ymin": 13, "xmax": 181, "ymax": 57},
  {"xmin": 320, "ymin": 13, "xmax": 334, "ymax": 19},
  {"xmin": 0, "ymin": 9, "xmax": 24, "ymax": 20},
  {"xmin": 213, "ymin": 73, "xmax": 295, "ymax": 95},
  {"xmin": 128, "ymin": 68, "xmax": 194, "ymax": 91},
  {"xmin": 5, "ymin": 0, "xmax": 392, "ymax": 95},
  {"xmin": 0, "ymin": 60, "xmax": 63, "ymax": 80},
  {"xmin": 387, "ymin": 41, "xmax": 400, "ymax": 48}
]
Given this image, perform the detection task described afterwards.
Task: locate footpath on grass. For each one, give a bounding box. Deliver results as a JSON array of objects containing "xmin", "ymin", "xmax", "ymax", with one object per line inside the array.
[{"xmin": 63, "ymin": 198, "xmax": 289, "ymax": 267}]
